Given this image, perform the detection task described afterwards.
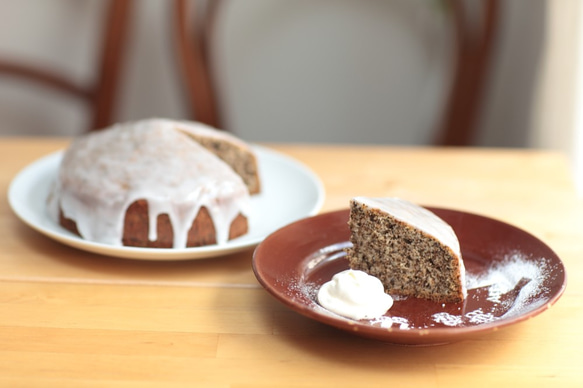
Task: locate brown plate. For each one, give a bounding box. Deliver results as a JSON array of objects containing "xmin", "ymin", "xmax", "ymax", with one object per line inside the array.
[{"xmin": 252, "ymin": 208, "xmax": 566, "ymax": 345}]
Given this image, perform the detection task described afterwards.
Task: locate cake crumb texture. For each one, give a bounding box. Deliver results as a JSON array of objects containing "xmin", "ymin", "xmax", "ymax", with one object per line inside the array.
[{"xmin": 345, "ymin": 197, "xmax": 466, "ymax": 303}]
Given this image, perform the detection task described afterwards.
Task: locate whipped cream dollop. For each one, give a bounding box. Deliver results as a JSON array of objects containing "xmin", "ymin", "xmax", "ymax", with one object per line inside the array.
[{"xmin": 317, "ymin": 269, "xmax": 394, "ymax": 320}]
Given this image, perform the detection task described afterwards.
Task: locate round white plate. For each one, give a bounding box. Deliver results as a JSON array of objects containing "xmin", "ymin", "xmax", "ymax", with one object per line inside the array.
[{"xmin": 8, "ymin": 146, "xmax": 325, "ymax": 260}]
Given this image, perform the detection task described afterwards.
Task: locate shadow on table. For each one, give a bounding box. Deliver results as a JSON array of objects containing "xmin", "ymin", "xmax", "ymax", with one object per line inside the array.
[
  {"xmin": 210, "ymin": 275, "xmax": 527, "ymax": 374},
  {"xmin": 7, "ymin": 221, "xmax": 257, "ymax": 286}
]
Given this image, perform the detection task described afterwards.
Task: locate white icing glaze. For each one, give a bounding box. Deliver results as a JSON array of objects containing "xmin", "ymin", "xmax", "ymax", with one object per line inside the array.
[
  {"xmin": 47, "ymin": 119, "xmax": 251, "ymax": 248},
  {"xmin": 352, "ymin": 197, "xmax": 467, "ymax": 297}
]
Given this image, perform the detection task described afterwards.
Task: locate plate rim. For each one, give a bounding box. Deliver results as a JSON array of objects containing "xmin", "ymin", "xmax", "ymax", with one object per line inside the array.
[
  {"xmin": 8, "ymin": 145, "xmax": 325, "ymax": 260},
  {"xmin": 252, "ymin": 208, "xmax": 567, "ymax": 344}
]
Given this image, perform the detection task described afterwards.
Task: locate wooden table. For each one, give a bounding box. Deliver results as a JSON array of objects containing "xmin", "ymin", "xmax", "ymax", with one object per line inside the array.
[{"xmin": 1, "ymin": 138, "xmax": 581, "ymax": 387}]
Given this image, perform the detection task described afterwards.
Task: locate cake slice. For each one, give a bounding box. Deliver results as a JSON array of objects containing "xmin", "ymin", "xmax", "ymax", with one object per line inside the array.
[
  {"xmin": 345, "ymin": 197, "xmax": 466, "ymax": 303},
  {"xmin": 173, "ymin": 119, "xmax": 261, "ymax": 195}
]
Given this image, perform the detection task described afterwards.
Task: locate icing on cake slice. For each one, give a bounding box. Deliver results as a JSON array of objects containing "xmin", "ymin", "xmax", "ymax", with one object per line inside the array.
[{"xmin": 345, "ymin": 197, "xmax": 466, "ymax": 303}]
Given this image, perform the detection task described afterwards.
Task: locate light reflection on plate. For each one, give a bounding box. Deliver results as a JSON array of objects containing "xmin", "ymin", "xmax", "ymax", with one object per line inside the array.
[
  {"xmin": 252, "ymin": 209, "xmax": 566, "ymax": 345},
  {"xmin": 8, "ymin": 146, "xmax": 324, "ymax": 260}
]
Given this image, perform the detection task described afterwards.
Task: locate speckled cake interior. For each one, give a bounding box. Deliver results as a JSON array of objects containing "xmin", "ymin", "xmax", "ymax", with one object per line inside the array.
[{"xmin": 345, "ymin": 198, "xmax": 466, "ymax": 303}]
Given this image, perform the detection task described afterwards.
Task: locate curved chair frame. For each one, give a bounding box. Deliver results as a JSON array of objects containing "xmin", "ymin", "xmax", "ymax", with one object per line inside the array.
[
  {"xmin": 0, "ymin": 0, "xmax": 132, "ymax": 132},
  {"xmin": 173, "ymin": 0, "xmax": 499, "ymax": 146}
]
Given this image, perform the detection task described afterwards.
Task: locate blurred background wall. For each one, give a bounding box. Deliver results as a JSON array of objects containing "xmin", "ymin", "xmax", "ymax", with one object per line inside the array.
[{"xmin": 0, "ymin": 0, "xmax": 569, "ymax": 151}]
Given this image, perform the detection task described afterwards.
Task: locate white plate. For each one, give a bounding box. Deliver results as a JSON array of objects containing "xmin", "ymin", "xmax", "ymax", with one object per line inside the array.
[{"xmin": 8, "ymin": 146, "xmax": 325, "ymax": 260}]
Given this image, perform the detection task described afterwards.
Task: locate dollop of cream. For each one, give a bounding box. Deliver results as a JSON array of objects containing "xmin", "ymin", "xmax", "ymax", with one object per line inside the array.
[{"xmin": 317, "ymin": 269, "xmax": 393, "ymax": 320}]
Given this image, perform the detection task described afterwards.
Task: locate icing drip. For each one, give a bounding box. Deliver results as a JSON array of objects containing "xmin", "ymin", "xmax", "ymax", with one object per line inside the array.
[{"xmin": 48, "ymin": 119, "xmax": 251, "ymax": 248}]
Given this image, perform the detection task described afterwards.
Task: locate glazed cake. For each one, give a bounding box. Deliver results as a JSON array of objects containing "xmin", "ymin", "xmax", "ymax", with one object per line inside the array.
[
  {"xmin": 47, "ymin": 118, "xmax": 260, "ymax": 249},
  {"xmin": 345, "ymin": 197, "xmax": 466, "ymax": 303}
]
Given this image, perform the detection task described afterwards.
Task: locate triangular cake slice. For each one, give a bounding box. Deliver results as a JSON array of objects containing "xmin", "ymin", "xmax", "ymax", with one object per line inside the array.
[
  {"xmin": 173, "ymin": 119, "xmax": 261, "ymax": 195},
  {"xmin": 345, "ymin": 197, "xmax": 466, "ymax": 303}
]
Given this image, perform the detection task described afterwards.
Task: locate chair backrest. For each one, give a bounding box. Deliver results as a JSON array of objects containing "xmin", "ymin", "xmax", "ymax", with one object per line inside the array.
[
  {"xmin": 0, "ymin": 0, "xmax": 132, "ymax": 132},
  {"xmin": 173, "ymin": 0, "xmax": 499, "ymax": 146}
]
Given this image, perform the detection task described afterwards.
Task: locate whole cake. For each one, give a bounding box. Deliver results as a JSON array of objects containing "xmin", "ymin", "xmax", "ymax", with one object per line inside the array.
[
  {"xmin": 345, "ymin": 197, "xmax": 466, "ymax": 303},
  {"xmin": 47, "ymin": 118, "xmax": 260, "ymax": 249}
]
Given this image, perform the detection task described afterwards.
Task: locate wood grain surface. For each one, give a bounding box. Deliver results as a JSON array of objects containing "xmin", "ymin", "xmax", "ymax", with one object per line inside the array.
[{"xmin": 0, "ymin": 138, "xmax": 581, "ymax": 387}]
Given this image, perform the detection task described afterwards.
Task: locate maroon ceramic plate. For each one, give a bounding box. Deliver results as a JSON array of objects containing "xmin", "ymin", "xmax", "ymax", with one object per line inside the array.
[{"xmin": 252, "ymin": 208, "xmax": 566, "ymax": 345}]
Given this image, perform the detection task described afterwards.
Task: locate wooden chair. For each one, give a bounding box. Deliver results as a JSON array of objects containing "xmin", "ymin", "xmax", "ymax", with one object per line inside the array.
[
  {"xmin": 0, "ymin": 0, "xmax": 132, "ymax": 132},
  {"xmin": 173, "ymin": 0, "xmax": 499, "ymax": 146}
]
